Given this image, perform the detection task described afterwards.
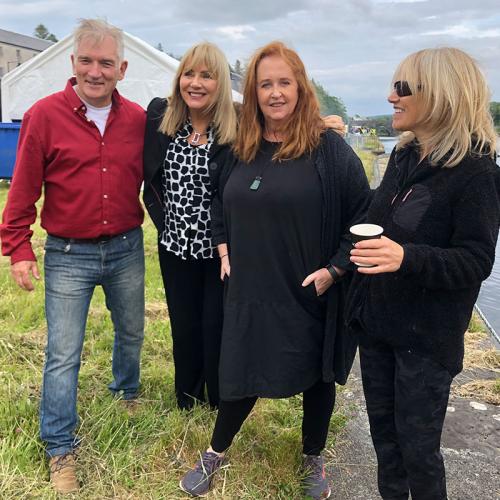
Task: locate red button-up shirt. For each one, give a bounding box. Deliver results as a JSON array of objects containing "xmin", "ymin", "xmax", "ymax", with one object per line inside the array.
[{"xmin": 1, "ymin": 78, "xmax": 146, "ymax": 264}]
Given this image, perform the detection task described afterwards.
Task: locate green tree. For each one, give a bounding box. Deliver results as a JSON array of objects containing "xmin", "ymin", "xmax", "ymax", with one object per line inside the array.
[
  {"xmin": 34, "ymin": 24, "xmax": 58, "ymax": 42},
  {"xmin": 312, "ymin": 79, "xmax": 347, "ymax": 120},
  {"xmin": 490, "ymin": 102, "xmax": 500, "ymax": 130},
  {"xmin": 234, "ymin": 59, "xmax": 244, "ymax": 76}
]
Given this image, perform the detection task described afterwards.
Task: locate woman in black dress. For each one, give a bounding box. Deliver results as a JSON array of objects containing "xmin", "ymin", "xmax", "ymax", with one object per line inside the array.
[
  {"xmin": 180, "ymin": 41, "xmax": 371, "ymax": 499},
  {"xmin": 348, "ymin": 47, "xmax": 500, "ymax": 499}
]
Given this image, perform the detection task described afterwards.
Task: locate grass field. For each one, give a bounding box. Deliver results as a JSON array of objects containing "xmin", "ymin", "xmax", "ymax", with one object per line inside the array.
[
  {"xmin": 1, "ymin": 172, "xmax": 496, "ymax": 499},
  {"xmin": 0, "ymin": 182, "xmax": 346, "ymax": 499},
  {"xmin": 353, "ymin": 149, "xmax": 375, "ymax": 182}
]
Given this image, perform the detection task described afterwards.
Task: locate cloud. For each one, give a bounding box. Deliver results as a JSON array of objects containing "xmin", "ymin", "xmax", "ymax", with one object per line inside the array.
[
  {"xmin": 423, "ymin": 25, "xmax": 500, "ymax": 39},
  {"xmin": 0, "ymin": 0, "xmax": 68, "ymax": 16},
  {"xmin": 214, "ymin": 25, "xmax": 256, "ymax": 40},
  {"xmin": 2, "ymin": 0, "xmax": 500, "ymax": 114}
]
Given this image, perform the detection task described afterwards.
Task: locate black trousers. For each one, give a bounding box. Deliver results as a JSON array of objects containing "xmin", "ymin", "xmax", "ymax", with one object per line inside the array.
[
  {"xmin": 158, "ymin": 244, "xmax": 223, "ymax": 409},
  {"xmin": 210, "ymin": 380, "xmax": 336, "ymax": 455},
  {"xmin": 359, "ymin": 335, "xmax": 452, "ymax": 500}
]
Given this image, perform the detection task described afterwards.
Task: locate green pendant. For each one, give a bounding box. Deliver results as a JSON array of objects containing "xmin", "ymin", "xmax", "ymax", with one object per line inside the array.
[{"xmin": 250, "ymin": 176, "xmax": 262, "ymax": 191}]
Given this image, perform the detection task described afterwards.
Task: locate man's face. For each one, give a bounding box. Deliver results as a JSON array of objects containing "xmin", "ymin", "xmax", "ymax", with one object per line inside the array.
[{"xmin": 71, "ymin": 35, "xmax": 127, "ymax": 107}]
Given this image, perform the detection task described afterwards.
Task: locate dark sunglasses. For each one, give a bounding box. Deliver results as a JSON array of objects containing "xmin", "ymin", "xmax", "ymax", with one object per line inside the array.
[{"xmin": 393, "ymin": 80, "xmax": 413, "ymax": 97}]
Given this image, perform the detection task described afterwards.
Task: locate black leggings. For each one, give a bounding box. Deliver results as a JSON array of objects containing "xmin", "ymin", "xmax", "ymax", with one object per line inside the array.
[{"xmin": 211, "ymin": 380, "xmax": 335, "ymax": 455}]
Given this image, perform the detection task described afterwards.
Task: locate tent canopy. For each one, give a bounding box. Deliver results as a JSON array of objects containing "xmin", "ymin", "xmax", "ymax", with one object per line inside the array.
[{"xmin": 1, "ymin": 31, "xmax": 241, "ymax": 122}]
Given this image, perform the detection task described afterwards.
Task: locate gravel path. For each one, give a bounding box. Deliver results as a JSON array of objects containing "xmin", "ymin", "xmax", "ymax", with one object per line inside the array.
[{"xmin": 328, "ymin": 341, "xmax": 499, "ymax": 500}]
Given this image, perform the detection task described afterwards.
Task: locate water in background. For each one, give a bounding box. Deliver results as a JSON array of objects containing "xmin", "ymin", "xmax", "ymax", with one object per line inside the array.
[{"xmin": 379, "ymin": 136, "xmax": 398, "ymax": 154}]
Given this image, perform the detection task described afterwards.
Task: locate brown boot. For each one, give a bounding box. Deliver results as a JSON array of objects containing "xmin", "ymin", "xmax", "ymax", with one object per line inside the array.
[{"xmin": 49, "ymin": 453, "xmax": 79, "ymax": 494}]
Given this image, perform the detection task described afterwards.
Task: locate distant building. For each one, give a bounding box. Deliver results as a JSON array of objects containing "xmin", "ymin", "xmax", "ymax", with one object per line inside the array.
[{"xmin": 0, "ymin": 28, "xmax": 53, "ymax": 78}]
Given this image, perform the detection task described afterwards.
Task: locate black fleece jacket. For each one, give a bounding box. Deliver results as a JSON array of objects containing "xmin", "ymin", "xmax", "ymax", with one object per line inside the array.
[{"xmin": 347, "ymin": 143, "xmax": 500, "ymax": 376}]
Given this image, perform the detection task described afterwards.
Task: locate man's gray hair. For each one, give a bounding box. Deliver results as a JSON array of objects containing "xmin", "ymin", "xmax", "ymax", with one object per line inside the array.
[{"xmin": 73, "ymin": 18, "xmax": 124, "ymax": 61}]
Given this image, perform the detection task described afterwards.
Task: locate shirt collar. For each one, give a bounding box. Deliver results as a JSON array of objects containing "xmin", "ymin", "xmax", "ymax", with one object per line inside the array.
[{"xmin": 64, "ymin": 77, "xmax": 123, "ymax": 114}]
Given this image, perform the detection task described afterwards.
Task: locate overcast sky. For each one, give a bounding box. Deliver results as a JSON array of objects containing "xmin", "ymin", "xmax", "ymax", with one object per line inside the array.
[{"xmin": 2, "ymin": 0, "xmax": 500, "ymax": 116}]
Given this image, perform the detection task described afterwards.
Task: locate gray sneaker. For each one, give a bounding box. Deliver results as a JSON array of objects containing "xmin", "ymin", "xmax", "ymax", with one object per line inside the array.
[
  {"xmin": 180, "ymin": 450, "xmax": 225, "ymax": 497},
  {"xmin": 302, "ymin": 454, "xmax": 331, "ymax": 499}
]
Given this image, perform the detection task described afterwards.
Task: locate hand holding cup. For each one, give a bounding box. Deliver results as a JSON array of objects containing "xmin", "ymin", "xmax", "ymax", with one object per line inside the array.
[
  {"xmin": 350, "ymin": 224, "xmax": 384, "ymax": 267},
  {"xmin": 349, "ymin": 224, "xmax": 404, "ymax": 274}
]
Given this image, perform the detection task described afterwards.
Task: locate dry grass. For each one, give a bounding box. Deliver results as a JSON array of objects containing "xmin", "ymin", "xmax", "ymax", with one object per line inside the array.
[
  {"xmin": 463, "ymin": 325, "xmax": 500, "ymax": 372},
  {"xmin": 454, "ymin": 380, "xmax": 500, "ymax": 405},
  {"xmin": 452, "ymin": 315, "xmax": 500, "ymax": 404}
]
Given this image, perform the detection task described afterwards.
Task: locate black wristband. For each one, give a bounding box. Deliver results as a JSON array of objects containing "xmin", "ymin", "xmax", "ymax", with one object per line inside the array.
[{"xmin": 326, "ymin": 263, "xmax": 342, "ymax": 283}]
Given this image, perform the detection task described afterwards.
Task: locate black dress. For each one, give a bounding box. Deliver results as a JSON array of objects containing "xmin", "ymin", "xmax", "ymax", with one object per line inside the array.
[{"xmin": 219, "ymin": 140, "xmax": 326, "ymax": 400}]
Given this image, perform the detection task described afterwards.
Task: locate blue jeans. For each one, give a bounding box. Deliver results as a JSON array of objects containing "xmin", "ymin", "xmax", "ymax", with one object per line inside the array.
[{"xmin": 40, "ymin": 227, "xmax": 145, "ymax": 457}]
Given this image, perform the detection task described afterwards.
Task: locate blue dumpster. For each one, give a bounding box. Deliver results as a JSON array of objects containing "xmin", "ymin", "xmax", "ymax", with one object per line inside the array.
[{"xmin": 0, "ymin": 123, "xmax": 21, "ymax": 179}]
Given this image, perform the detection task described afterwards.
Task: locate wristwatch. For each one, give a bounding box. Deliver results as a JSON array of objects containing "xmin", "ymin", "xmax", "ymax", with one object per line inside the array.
[{"xmin": 325, "ymin": 263, "xmax": 343, "ymax": 283}]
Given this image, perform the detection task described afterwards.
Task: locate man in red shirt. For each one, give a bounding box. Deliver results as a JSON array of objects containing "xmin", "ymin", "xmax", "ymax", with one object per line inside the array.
[{"xmin": 0, "ymin": 19, "xmax": 146, "ymax": 493}]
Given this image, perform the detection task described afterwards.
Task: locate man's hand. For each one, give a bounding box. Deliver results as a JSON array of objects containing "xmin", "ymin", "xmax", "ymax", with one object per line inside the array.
[
  {"xmin": 11, "ymin": 260, "xmax": 40, "ymax": 291},
  {"xmin": 322, "ymin": 115, "xmax": 346, "ymax": 137},
  {"xmin": 302, "ymin": 268, "xmax": 334, "ymax": 296}
]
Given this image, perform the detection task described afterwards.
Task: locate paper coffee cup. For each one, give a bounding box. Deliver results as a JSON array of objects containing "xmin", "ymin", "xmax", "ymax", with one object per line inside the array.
[{"xmin": 349, "ymin": 224, "xmax": 384, "ymax": 267}]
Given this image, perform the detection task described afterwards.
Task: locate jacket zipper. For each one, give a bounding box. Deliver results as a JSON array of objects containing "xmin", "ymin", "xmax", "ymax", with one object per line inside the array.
[{"xmin": 391, "ymin": 186, "xmax": 413, "ymax": 206}]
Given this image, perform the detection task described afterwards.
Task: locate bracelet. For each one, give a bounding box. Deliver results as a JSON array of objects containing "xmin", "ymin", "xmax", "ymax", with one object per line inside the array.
[
  {"xmin": 219, "ymin": 253, "xmax": 228, "ymax": 259},
  {"xmin": 325, "ymin": 264, "xmax": 342, "ymax": 283}
]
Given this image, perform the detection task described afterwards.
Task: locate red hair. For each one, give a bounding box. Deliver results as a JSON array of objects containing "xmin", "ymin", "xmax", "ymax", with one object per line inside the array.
[{"xmin": 234, "ymin": 41, "xmax": 324, "ymax": 163}]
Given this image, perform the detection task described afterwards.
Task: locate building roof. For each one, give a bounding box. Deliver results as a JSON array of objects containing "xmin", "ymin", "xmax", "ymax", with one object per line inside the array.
[{"xmin": 0, "ymin": 28, "xmax": 53, "ymax": 51}]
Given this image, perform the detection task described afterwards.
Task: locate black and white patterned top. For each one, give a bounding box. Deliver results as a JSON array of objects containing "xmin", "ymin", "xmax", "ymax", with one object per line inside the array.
[{"xmin": 160, "ymin": 121, "xmax": 215, "ymax": 260}]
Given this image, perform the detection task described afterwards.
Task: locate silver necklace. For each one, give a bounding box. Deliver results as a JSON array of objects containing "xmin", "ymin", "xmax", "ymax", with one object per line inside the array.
[{"xmin": 191, "ymin": 130, "xmax": 209, "ymax": 145}]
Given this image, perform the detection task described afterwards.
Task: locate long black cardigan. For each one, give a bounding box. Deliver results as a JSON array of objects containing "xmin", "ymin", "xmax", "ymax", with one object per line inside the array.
[{"xmin": 212, "ymin": 130, "xmax": 372, "ymax": 384}]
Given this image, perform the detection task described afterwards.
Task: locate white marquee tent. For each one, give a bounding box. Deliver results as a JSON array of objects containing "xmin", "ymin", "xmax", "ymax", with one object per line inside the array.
[{"xmin": 1, "ymin": 31, "xmax": 241, "ymax": 122}]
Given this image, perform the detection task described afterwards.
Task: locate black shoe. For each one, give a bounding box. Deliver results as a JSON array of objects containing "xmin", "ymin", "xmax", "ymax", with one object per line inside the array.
[
  {"xmin": 302, "ymin": 454, "xmax": 331, "ymax": 499},
  {"xmin": 179, "ymin": 450, "xmax": 225, "ymax": 497}
]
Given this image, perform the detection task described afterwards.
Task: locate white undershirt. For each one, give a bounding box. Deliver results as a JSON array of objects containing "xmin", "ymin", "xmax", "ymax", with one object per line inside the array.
[{"xmin": 73, "ymin": 85, "xmax": 112, "ymax": 136}]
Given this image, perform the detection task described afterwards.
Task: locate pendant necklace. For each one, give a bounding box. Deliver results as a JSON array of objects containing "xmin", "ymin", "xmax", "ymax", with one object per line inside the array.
[
  {"xmin": 191, "ymin": 130, "xmax": 208, "ymax": 145},
  {"xmin": 250, "ymin": 136, "xmax": 280, "ymax": 191},
  {"xmin": 249, "ymin": 175, "xmax": 262, "ymax": 191}
]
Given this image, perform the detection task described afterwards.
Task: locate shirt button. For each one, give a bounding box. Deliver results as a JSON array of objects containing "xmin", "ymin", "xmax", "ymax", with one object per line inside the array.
[
  {"xmin": 101, "ymin": 142, "xmax": 105, "ymax": 146},
  {"xmin": 103, "ymin": 220, "xmax": 108, "ymax": 225},
  {"xmin": 103, "ymin": 194, "xmax": 108, "ymax": 199},
  {"xmin": 102, "ymin": 168, "xmax": 107, "ymax": 172}
]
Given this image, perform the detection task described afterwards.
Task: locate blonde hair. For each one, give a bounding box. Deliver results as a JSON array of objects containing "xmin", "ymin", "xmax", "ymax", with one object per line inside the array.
[
  {"xmin": 73, "ymin": 18, "xmax": 124, "ymax": 61},
  {"xmin": 159, "ymin": 42, "xmax": 237, "ymax": 145},
  {"xmin": 234, "ymin": 41, "xmax": 324, "ymax": 163},
  {"xmin": 394, "ymin": 47, "xmax": 497, "ymax": 167}
]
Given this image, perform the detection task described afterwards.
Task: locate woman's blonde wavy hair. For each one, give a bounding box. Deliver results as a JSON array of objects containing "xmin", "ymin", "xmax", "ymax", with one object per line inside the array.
[
  {"xmin": 394, "ymin": 47, "xmax": 497, "ymax": 167},
  {"xmin": 159, "ymin": 42, "xmax": 237, "ymax": 145},
  {"xmin": 234, "ymin": 41, "xmax": 325, "ymax": 163}
]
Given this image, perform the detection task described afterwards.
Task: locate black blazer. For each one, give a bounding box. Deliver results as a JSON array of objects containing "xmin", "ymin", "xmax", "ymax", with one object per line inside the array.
[{"xmin": 143, "ymin": 97, "xmax": 233, "ymax": 232}]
